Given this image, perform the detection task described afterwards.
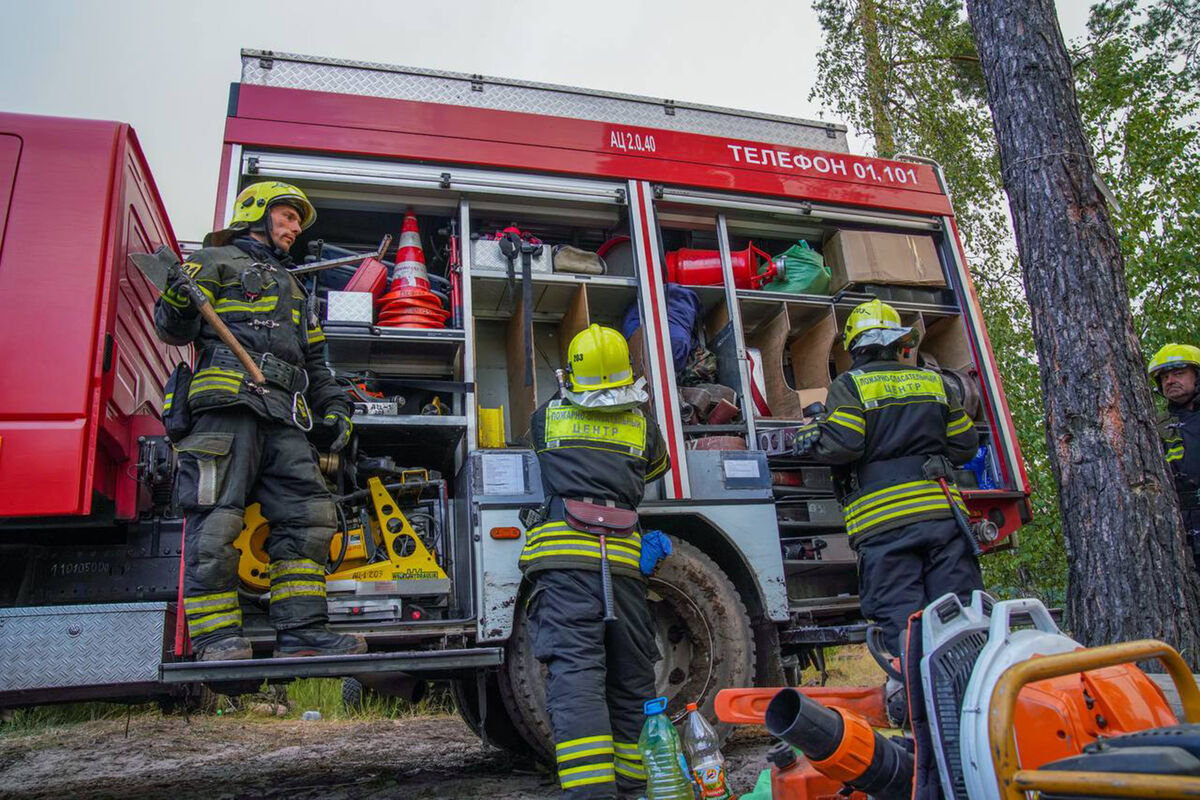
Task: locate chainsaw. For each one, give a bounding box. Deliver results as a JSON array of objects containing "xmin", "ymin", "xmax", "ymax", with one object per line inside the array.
[{"xmin": 716, "ymin": 591, "xmax": 1200, "ymax": 799}]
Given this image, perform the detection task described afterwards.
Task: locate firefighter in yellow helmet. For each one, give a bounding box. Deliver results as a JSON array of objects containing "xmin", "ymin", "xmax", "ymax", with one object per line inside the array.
[
  {"xmin": 153, "ymin": 181, "xmax": 363, "ymax": 661},
  {"xmin": 1149, "ymin": 343, "xmax": 1200, "ymax": 567},
  {"xmin": 794, "ymin": 300, "xmax": 981, "ymax": 709},
  {"xmin": 519, "ymin": 324, "xmax": 670, "ymax": 799}
]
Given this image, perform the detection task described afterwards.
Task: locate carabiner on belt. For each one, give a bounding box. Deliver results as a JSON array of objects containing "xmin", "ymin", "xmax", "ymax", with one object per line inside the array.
[{"xmin": 292, "ymin": 369, "xmax": 313, "ymax": 432}]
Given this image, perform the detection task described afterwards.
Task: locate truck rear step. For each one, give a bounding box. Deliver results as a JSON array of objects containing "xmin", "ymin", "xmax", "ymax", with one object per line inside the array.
[{"xmin": 160, "ymin": 647, "xmax": 504, "ymax": 683}]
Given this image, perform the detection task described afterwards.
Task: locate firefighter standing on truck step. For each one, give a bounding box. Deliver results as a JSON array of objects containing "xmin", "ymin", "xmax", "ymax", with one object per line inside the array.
[
  {"xmin": 520, "ymin": 324, "xmax": 671, "ymax": 800},
  {"xmin": 1149, "ymin": 343, "xmax": 1200, "ymax": 569},
  {"xmin": 153, "ymin": 181, "xmax": 364, "ymax": 662},
  {"xmin": 794, "ymin": 299, "xmax": 981, "ymax": 660}
]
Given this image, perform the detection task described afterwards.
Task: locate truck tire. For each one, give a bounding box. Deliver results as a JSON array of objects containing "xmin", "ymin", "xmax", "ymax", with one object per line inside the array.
[
  {"xmin": 449, "ymin": 673, "xmax": 539, "ymax": 763},
  {"xmin": 499, "ymin": 538, "xmax": 755, "ymax": 765}
]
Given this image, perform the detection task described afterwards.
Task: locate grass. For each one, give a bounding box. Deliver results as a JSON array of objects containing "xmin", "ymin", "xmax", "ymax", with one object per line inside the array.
[
  {"xmin": 801, "ymin": 644, "xmax": 887, "ymax": 687},
  {"xmin": 0, "ymin": 679, "xmax": 458, "ymax": 737},
  {"xmin": 1, "ymin": 702, "xmax": 158, "ymax": 736}
]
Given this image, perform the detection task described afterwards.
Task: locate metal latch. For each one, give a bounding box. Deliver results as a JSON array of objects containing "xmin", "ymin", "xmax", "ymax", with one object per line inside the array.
[
  {"xmin": 471, "ymin": 74, "xmax": 484, "ymax": 93},
  {"xmin": 824, "ymin": 123, "xmax": 837, "ymax": 139},
  {"xmin": 258, "ymin": 52, "xmax": 275, "ymax": 70},
  {"xmin": 662, "ymin": 99, "xmax": 676, "ymax": 117},
  {"xmin": 440, "ymin": 172, "xmax": 452, "ymax": 189},
  {"xmin": 247, "ymin": 156, "xmax": 259, "ymax": 175}
]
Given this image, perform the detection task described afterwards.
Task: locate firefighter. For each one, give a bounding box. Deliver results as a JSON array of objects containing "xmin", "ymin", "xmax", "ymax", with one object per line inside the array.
[
  {"xmin": 1149, "ymin": 343, "xmax": 1200, "ymax": 568},
  {"xmin": 154, "ymin": 181, "xmax": 365, "ymax": 662},
  {"xmin": 794, "ymin": 299, "xmax": 981, "ymax": 658},
  {"xmin": 519, "ymin": 324, "xmax": 671, "ymax": 800}
]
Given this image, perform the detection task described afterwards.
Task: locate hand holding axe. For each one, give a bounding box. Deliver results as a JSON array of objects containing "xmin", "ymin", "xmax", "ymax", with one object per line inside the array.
[{"xmin": 130, "ymin": 246, "xmax": 267, "ymax": 386}]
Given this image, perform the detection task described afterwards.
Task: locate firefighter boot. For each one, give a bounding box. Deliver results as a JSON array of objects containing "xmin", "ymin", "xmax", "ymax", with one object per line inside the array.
[
  {"xmin": 274, "ymin": 627, "xmax": 367, "ymax": 657},
  {"xmin": 195, "ymin": 635, "xmax": 253, "ymax": 662}
]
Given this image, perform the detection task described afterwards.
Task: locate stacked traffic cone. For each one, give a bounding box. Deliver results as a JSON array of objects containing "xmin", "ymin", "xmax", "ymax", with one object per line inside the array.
[{"xmin": 376, "ymin": 209, "xmax": 450, "ymax": 329}]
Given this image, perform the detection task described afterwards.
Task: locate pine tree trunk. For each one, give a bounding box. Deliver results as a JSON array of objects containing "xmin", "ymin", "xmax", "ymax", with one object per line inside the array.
[
  {"xmin": 858, "ymin": 0, "xmax": 897, "ymax": 157},
  {"xmin": 965, "ymin": 0, "xmax": 1200, "ymax": 666}
]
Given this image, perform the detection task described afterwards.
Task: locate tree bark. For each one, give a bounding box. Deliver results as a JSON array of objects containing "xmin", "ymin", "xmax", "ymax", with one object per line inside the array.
[
  {"xmin": 965, "ymin": 0, "xmax": 1200, "ymax": 666},
  {"xmin": 859, "ymin": 0, "xmax": 897, "ymax": 157}
]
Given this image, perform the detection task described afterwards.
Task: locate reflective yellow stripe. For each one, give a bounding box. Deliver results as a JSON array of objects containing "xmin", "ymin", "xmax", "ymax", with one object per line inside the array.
[
  {"xmin": 270, "ymin": 581, "xmax": 326, "ymax": 602},
  {"xmin": 269, "ymin": 559, "xmax": 324, "ymax": 577},
  {"xmin": 544, "ymin": 401, "xmax": 646, "ymax": 455},
  {"xmin": 1168, "ymin": 446, "xmax": 1184, "ymax": 462},
  {"xmin": 183, "ymin": 590, "xmax": 239, "ymax": 612},
  {"xmin": 947, "ymin": 413, "xmax": 974, "ymax": 436},
  {"xmin": 558, "ymin": 762, "xmax": 615, "ymax": 789},
  {"xmin": 613, "ymin": 741, "xmax": 640, "ymax": 755},
  {"xmin": 292, "ymin": 309, "xmax": 301, "ymax": 324},
  {"xmin": 844, "ymin": 479, "xmax": 965, "ymax": 537},
  {"xmin": 214, "ymin": 296, "xmax": 278, "ymax": 314},
  {"xmin": 187, "ymin": 609, "xmax": 242, "ymax": 636},
  {"xmin": 828, "ymin": 409, "xmax": 866, "ymax": 435},
  {"xmin": 163, "ymin": 289, "xmax": 189, "ymax": 308},
  {"xmin": 557, "ymin": 735, "xmax": 613, "ymax": 751},
  {"xmin": 845, "ymin": 480, "xmax": 952, "ymax": 517},
  {"xmin": 615, "ymin": 760, "xmax": 646, "ymax": 779},
  {"xmin": 851, "ymin": 370, "xmax": 947, "ymax": 407},
  {"xmin": 308, "ymin": 327, "xmax": 326, "ymax": 345}
]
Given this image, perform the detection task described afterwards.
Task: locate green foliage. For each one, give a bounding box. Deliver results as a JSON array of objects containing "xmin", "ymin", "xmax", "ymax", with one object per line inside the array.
[
  {"xmin": 812, "ymin": 0, "xmax": 1067, "ymax": 600},
  {"xmin": 1074, "ymin": 0, "xmax": 1200, "ymax": 351},
  {"xmin": 811, "ymin": 0, "xmax": 1200, "ymax": 602}
]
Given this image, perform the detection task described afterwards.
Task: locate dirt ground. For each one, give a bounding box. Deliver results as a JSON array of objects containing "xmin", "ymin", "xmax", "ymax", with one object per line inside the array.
[{"xmin": 0, "ymin": 713, "xmax": 777, "ymax": 800}]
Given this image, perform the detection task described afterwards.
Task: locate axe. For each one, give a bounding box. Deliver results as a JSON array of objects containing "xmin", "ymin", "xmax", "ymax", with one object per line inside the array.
[{"xmin": 130, "ymin": 247, "xmax": 267, "ymax": 386}]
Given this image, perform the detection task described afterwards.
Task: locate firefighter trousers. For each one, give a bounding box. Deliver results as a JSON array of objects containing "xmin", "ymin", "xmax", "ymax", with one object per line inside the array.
[
  {"xmin": 856, "ymin": 517, "xmax": 983, "ymax": 656},
  {"xmin": 528, "ymin": 568, "xmax": 660, "ymax": 799},
  {"xmin": 175, "ymin": 407, "xmax": 338, "ymax": 648}
]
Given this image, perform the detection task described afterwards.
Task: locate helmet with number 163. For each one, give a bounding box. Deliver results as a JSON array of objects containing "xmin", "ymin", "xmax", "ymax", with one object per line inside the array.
[{"xmin": 566, "ymin": 324, "xmax": 634, "ymax": 392}]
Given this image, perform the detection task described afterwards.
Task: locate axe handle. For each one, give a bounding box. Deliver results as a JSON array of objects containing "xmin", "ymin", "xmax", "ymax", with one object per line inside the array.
[{"xmin": 195, "ymin": 301, "xmax": 267, "ymax": 385}]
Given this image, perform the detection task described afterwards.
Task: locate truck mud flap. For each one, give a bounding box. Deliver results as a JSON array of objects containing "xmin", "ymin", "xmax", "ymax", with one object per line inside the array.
[
  {"xmin": 160, "ymin": 647, "xmax": 504, "ymax": 684},
  {"xmin": 0, "ymin": 602, "xmax": 172, "ymax": 706}
]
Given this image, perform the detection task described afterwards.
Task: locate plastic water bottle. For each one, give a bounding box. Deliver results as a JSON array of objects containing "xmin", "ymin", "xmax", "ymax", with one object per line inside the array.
[
  {"xmin": 638, "ymin": 696, "xmax": 693, "ymax": 800},
  {"xmin": 682, "ymin": 702, "xmax": 733, "ymax": 799}
]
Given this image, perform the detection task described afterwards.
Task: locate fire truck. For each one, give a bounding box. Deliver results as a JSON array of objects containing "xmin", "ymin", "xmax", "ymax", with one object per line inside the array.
[{"xmin": 0, "ymin": 50, "xmax": 1030, "ymax": 759}]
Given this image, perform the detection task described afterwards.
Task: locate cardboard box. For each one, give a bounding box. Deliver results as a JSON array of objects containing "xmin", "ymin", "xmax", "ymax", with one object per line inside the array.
[
  {"xmin": 824, "ymin": 230, "xmax": 945, "ymax": 292},
  {"xmin": 327, "ymin": 291, "xmax": 375, "ymax": 323}
]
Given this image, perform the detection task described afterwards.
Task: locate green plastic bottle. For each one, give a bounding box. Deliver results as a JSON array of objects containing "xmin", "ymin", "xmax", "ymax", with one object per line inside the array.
[{"xmin": 638, "ymin": 696, "xmax": 694, "ymax": 800}]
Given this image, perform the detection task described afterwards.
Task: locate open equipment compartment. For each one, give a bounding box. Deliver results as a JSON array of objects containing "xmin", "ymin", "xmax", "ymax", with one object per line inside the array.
[
  {"xmin": 227, "ymin": 151, "xmax": 477, "ymax": 629},
  {"xmin": 466, "ymin": 182, "xmax": 641, "ymax": 445}
]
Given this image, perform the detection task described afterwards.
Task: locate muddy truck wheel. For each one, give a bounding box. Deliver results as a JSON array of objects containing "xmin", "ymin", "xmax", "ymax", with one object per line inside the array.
[
  {"xmin": 449, "ymin": 672, "xmax": 539, "ymax": 762},
  {"xmin": 499, "ymin": 538, "xmax": 755, "ymax": 765}
]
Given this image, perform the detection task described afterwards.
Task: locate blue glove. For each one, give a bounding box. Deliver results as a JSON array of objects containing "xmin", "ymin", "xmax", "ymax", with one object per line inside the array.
[{"xmin": 640, "ymin": 530, "xmax": 673, "ymax": 575}]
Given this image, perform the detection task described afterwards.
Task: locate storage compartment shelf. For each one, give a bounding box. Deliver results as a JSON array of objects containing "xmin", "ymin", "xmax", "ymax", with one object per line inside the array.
[
  {"xmin": 325, "ymin": 326, "xmax": 465, "ymax": 375},
  {"xmin": 471, "ymin": 273, "xmax": 637, "ymax": 319}
]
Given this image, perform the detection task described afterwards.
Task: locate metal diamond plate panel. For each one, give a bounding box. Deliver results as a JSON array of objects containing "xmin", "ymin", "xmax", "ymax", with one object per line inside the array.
[
  {"xmin": 241, "ymin": 50, "xmax": 848, "ymax": 153},
  {"xmin": 0, "ymin": 603, "xmax": 168, "ymax": 692}
]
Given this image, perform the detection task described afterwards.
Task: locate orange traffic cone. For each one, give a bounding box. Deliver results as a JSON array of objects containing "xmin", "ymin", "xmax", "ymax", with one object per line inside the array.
[{"xmin": 377, "ymin": 208, "xmax": 447, "ymax": 329}]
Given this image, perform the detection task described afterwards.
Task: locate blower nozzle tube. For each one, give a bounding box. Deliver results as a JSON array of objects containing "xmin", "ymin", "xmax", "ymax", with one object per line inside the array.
[{"xmin": 765, "ymin": 688, "xmax": 913, "ymax": 800}]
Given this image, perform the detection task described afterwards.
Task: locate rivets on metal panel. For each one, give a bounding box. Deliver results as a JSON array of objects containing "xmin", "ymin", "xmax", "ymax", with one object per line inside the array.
[{"xmin": 67, "ymin": 625, "xmax": 82, "ymax": 637}]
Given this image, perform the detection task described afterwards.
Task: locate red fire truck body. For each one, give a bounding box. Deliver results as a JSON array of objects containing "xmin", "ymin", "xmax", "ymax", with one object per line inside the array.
[{"xmin": 0, "ymin": 52, "xmax": 1029, "ymax": 756}]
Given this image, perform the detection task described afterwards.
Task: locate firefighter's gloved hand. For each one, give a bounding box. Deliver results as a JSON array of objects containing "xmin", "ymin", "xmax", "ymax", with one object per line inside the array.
[
  {"xmin": 793, "ymin": 423, "xmax": 821, "ymax": 456},
  {"xmin": 324, "ymin": 411, "xmax": 353, "ymax": 453},
  {"xmin": 640, "ymin": 530, "xmax": 672, "ymax": 575},
  {"xmin": 162, "ymin": 266, "xmax": 198, "ymax": 316}
]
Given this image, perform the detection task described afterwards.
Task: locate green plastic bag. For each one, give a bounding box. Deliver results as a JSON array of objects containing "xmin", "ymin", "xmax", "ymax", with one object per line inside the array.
[{"xmin": 766, "ymin": 240, "xmax": 831, "ymax": 295}]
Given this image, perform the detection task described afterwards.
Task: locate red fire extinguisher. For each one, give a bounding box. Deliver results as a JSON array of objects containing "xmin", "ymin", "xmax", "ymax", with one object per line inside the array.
[{"xmin": 665, "ymin": 242, "xmax": 781, "ymax": 289}]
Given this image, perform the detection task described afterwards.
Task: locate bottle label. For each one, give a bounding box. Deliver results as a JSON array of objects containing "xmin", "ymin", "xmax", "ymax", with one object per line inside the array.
[{"xmin": 691, "ymin": 766, "xmax": 730, "ymax": 798}]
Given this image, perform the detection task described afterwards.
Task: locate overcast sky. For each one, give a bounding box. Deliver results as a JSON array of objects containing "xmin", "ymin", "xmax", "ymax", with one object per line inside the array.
[{"xmin": 1, "ymin": 0, "xmax": 1093, "ymax": 240}]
